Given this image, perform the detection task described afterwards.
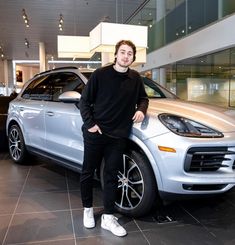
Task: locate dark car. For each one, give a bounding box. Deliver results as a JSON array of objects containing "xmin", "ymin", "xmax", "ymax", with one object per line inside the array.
[{"xmin": 0, "ymin": 94, "xmax": 17, "ymax": 150}]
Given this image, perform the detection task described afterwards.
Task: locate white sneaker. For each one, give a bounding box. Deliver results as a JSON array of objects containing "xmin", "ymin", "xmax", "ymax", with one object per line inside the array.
[
  {"xmin": 101, "ymin": 214, "xmax": 127, "ymax": 237},
  {"xmin": 83, "ymin": 207, "xmax": 95, "ymax": 228}
]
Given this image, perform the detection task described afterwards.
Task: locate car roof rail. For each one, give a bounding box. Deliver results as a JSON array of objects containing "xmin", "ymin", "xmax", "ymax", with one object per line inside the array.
[
  {"xmin": 51, "ymin": 66, "xmax": 78, "ymax": 71},
  {"xmin": 33, "ymin": 66, "xmax": 78, "ymax": 77}
]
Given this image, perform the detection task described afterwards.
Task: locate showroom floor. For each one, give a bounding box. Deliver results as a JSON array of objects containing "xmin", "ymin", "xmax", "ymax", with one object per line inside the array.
[{"xmin": 0, "ymin": 150, "xmax": 235, "ymax": 245}]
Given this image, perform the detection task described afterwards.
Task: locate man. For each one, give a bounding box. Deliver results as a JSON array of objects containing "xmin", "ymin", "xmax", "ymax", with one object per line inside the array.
[{"xmin": 79, "ymin": 40, "xmax": 149, "ymax": 237}]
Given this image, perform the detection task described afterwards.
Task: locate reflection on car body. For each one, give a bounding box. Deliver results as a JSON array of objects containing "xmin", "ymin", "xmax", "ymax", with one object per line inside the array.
[{"xmin": 6, "ymin": 67, "xmax": 235, "ymax": 217}]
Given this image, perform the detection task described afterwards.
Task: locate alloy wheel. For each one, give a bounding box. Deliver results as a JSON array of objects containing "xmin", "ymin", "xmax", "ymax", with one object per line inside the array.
[
  {"xmin": 9, "ymin": 127, "xmax": 22, "ymax": 161},
  {"xmin": 116, "ymin": 154, "xmax": 144, "ymax": 210}
]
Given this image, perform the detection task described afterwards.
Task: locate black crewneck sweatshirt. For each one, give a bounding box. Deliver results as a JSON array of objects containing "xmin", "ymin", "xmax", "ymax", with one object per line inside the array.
[{"xmin": 79, "ymin": 64, "xmax": 149, "ymax": 138}]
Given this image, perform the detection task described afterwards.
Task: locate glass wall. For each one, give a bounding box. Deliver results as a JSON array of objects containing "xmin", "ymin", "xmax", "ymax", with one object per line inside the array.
[
  {"xmin": 130, "ymin": 0, "xmax": 235, "ymax": 108},
  {"xmin": 159, "ymin": 47, "xmax": 235, "ymax": 108},
  {"xmin": 129, "ymin": 0, "xmax": 235, "ymax": 53},
  {"xmin": 229, "ymin": 47, "xmax": 235, "ymax": 107}
]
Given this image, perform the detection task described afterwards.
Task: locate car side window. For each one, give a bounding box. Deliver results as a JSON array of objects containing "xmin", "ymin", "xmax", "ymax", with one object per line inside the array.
[
  {"xmin": 22, "ymin": 75, "xmax": 51, "ymax": 100},
  {"xmin": 50, "ymin": 72, "xmax": 85, "ymax": 101},
  {"xmin": 21, "ymin": 72, "xmax": 85, "ymax": 102}
]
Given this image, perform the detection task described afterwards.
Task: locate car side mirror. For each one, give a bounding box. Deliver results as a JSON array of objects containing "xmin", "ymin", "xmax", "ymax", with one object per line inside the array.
[{"xmin": 59, "ymin": 91, "xmax": 81, "ymax": 103}]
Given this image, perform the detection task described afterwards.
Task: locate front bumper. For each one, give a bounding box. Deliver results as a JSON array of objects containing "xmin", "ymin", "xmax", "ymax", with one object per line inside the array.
[{"xmin": 143, "ymin": 131, "xmax": 235, "ymax": 195}]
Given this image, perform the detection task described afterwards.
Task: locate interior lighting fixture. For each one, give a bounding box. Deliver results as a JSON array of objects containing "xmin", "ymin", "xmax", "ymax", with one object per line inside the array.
[
  {"xmin": 89, "ymin": 22, "xmax": 147, "ymax": 66},
  {"xmin": 59, "ymin": 14, "xmax": 64, "ymax": 31},
  {"xmin": 89, "ymin": 22, "xmax": 147, "ymax": 53},
  {"xmin": 57, "ymin": 35, "xmax": 94, "ymax": 58},
  {"xmin": 24, "ymin": 38, "xmax": 30, "ymax": 48},
  {"xmin": 22, "ymin": 8, "xmax": 29, "ymax": 28}
]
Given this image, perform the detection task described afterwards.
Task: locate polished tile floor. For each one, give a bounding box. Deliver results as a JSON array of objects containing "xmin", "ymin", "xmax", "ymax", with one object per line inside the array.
[{"xmin": 0, "ymin": 150, "xmax": 235, "ymax": 245}]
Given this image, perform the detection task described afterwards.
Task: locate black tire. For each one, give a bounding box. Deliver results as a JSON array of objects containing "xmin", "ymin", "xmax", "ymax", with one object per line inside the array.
[
  {"xmin": 8, "ymin": 124, "xmax": 28, "ymax": 164},
  {"xmin": 101, "ymin": 150, "xmax": 157, "ymax": 217}
]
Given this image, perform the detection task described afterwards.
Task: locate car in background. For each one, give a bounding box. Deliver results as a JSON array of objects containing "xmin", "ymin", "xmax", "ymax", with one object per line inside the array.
[
  {"xmin": 0, "ymin": 93, "xmax": 17, "ymax": 150},
  {"xmin": 6, "ymin": 66, "xmax": 235, "ymax": 217}
]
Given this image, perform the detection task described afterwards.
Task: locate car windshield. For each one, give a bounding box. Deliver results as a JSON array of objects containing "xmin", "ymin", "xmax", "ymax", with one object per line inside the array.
[{"xmin": 142, "ymin": 76, "xmax": 178, "ymax": 99}]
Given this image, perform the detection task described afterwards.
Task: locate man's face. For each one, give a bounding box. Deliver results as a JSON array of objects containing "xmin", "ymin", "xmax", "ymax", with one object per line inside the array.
[{"xmin": 115, "ymin": 44, "xmax": 134, "ymax": 68}]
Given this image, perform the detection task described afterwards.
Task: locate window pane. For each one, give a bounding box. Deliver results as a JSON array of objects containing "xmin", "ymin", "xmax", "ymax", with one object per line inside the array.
[
  {"xmin": 188, "ymin": 0, "xmax": 218, "ymax": 34},
  {"xmin": 229, "ymin": 48, "xmax": 235, "ymax": 107},
  {"xmin": 222, "ymin": 0, "xmax": 235, "ymax": 17},
  {"xmin": 51, "ymin": 72, "xmax": 84, "ymax": 101},
  {"xmin": 22, "ymin": 75, "xmax": 49, "ymax": 100},
  {"xmin": 165, "ymin": 1, "xmax": 186, "ymax": 44}
]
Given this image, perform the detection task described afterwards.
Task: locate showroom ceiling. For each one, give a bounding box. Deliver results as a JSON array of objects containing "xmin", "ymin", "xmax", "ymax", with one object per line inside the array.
[{"xmin": 0, "ymin": 0, "xmax": 147, "ymax": 61}]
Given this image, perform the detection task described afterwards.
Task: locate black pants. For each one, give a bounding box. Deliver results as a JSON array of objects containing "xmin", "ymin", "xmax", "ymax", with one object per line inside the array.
[{"xmin": 80, "ymin": 129, "xmax": 126, "ymax": 214}]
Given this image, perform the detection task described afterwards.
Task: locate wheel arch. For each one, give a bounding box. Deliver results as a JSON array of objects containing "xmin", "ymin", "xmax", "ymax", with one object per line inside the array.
[
  {"xmin": 7, "ymin": 113, "xmax": 26, "ymax": 133},
  {"xmin": 7, "ymin": 119, "xmax": 22, "ymax": 135},
  {"xmin": 126, "ymin": 135, "xmax": 163, "ymax": 191},
  {"xmin": 7, "ymin": 117, "xmax": 29, "ymax": 146}
]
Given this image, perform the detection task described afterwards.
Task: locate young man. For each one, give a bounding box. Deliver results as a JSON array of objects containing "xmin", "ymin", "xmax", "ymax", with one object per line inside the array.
[{"xmin": 79, "ymin": 40, "xmax": 149, "ymax": 237}]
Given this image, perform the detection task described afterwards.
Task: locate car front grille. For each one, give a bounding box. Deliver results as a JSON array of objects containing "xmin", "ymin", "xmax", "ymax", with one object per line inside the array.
[{"xmin": 184, "ymin": 147, "xmax": 235, "ymax": 172}]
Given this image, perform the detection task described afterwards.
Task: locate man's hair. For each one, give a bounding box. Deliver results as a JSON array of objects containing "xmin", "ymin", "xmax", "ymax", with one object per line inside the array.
[{"xmin": 114, "ymin": 40, "xmax": 136, "ymax": 63}]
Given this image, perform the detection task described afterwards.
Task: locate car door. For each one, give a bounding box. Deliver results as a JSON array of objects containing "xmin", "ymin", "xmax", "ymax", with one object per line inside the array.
[
  {"xmin": 20, "ymin": 75, "xmax": 50, "ymax": 150},
  {"xmin": 44, "ymin": 72, "xmax": 85, "ymax": 165}
]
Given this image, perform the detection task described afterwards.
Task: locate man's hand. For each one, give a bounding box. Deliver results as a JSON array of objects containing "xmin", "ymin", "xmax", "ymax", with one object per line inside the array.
[
  {"xmin": 132, "ymin": 111, "xmax": 145, "ymax": 123},
  {"xmin": 88, "ymin": 124, "xmax": 102, "ymax": 134}
]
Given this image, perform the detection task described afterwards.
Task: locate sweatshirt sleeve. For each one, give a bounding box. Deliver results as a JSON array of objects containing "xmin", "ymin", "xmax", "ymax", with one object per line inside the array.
[
  {"xmin": 136, "ymin": 76, "xmax": 149, "ymax": 115},
  {"xmin": 79, "ymin": 72, "xmax": 97, "ymax": 129}
]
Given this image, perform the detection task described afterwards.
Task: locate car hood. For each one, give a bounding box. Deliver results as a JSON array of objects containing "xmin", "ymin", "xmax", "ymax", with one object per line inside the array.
[{"xmin": 148, "ymin": 99, "xmax": 235, "ymax": 133}]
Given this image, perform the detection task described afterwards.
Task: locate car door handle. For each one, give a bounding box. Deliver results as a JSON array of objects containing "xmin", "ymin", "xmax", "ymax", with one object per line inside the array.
[
  {"xmin": 46, "ymin": 111, "xmax": 54, "ymax": 116},
  {"xmin": 19, "ymin": 106, "xmax": 24, "ymax": 111}
]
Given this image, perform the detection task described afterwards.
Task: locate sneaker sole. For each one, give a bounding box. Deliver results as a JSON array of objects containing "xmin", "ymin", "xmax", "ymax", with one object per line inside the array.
[
  {"xmin": 84, "ymin": 224, "xmax": 95, "ymax": 229},
  {"xmin": 101, "ymin": 223, "xmax": 127, "ymax": 237}
]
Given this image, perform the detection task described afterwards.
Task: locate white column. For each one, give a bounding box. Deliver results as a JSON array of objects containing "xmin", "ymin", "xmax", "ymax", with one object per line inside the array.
[
  {"xmin": 3, "ymin": 60, "xmax": 9, "ymax": 95},
  {"xmin": 101, "ymin": 53, "xmax": 112, "ymax": 66},
  {"xmin": 159, "ymin": 67, "xmax": 166, "ymax": 87},
  {"xmin": 152, "ymin": 68, "xmax": 166, "ymax": 87},
  {"xmin": 152, "ymin": 68, "xmax": 159, "ymax": 82},
  {"xmin": 39, "ymin": 42, "xmax": 46, "ymax": 72}
]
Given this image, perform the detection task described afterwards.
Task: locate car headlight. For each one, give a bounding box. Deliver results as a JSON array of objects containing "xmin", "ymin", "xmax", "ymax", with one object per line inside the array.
[{"xmin": 159, "ymin": 113, "xmax": 223, "ymax": 138}]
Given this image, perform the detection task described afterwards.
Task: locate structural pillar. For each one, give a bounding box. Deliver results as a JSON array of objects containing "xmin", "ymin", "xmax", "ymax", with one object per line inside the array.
[
  {"xmin": 152, "ymin": 68, "xmax": 159, "ymax": 82},
  {"xmin": 152, "ymin": 68, "xmax": 166, "ymax": 87},
  {"xmin": 3, "ymin": 60, "xmax": 9, "ymax": 95},
  {"xmin": 39, "ymin": 42, "xmax": 46, "ymax": 72},
  {"xmin": 3, "ymin": 60, "xmax": 13, "ymax": 95},
  {"xmin": 101, "ymin": 52, "xmax": 112, "ymax": 67},
  {"xmin": 159, "ymin": 67, "xmax": 166, "ymax": 87}
]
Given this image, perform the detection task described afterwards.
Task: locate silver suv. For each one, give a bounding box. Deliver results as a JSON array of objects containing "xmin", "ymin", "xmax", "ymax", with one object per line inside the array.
[{"xmin": 7, "ymin": 67, "xmax": 235, "ymax": 217}]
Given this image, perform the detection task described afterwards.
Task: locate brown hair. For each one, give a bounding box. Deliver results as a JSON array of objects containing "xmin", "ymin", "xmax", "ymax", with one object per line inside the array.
[{"xmin": 114, "ymin": 40, "xmax": 136, "ymax": 63}]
